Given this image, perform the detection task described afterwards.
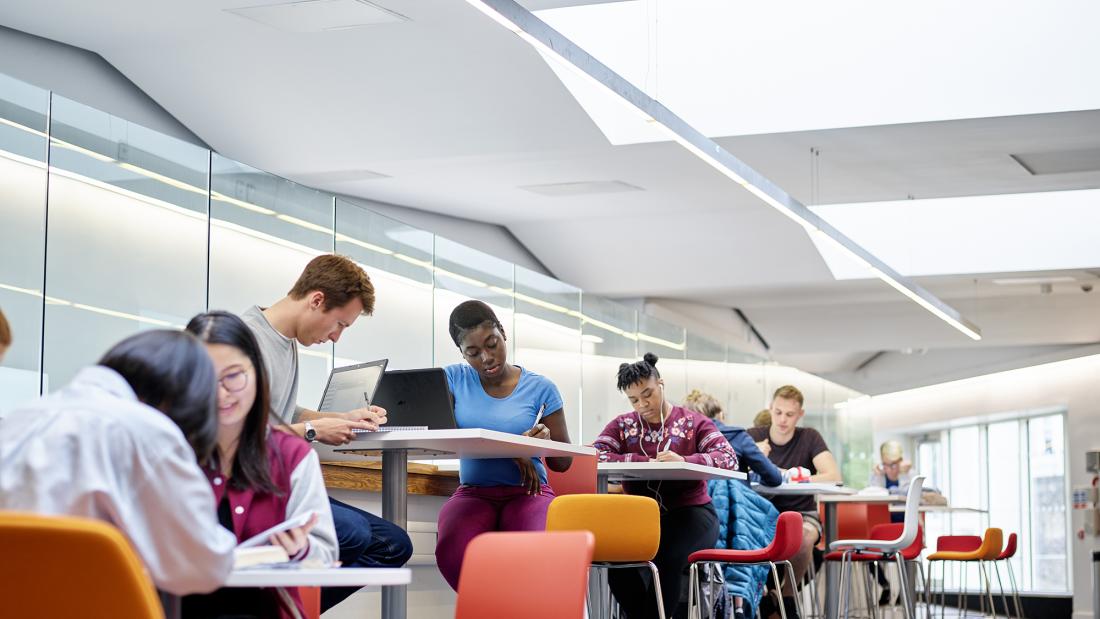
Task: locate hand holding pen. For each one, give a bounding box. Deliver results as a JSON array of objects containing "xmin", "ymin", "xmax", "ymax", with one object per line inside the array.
[
  {"xmin": 522, "ymin": 403, "xmax": 550, "ymax": 440},
  {"xmin": 655, "ymin": 436, "xmax": 683, "ymax": 462}
]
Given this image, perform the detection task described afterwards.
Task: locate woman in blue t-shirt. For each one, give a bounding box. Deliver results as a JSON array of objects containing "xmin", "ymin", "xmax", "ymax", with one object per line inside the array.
[{"xmin": 434, "ymin": 299, "xmax": 573, "ymax": 590}]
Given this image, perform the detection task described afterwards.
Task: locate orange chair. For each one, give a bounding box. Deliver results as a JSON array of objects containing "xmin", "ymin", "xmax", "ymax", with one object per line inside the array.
[
  {"xmin": 926, "ymin": 528, "xmax": 1004, "ymax": 618},
  {"xmin": 546, "ymin": 494, "xmax": 665, "ymax": 619},
  {"xmin": 455, "ymin": 531, "xmax": 594, "ymax": 619},
  {"xmin": 0, "ymin": 511, "xmax": 165, "ymax": 618},
  {"xmin": 545, "ymin": 455, "xmax": 598, "ymax": 495}
]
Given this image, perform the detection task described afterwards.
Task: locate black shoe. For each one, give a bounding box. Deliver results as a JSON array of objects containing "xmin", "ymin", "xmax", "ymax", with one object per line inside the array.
[
  {"xmin": 781, "ymin": 597, "xmax": 801, "ymax": 619},
  {"xmin": 878, "ymin": 586, "xmax": 892, "ymax": 606},
  {"xmin": 734, "ymin": 608, "xmax": 747, "ymax": 619}
]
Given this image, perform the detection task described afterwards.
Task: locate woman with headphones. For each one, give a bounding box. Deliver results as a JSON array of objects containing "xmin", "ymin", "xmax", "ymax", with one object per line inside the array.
[{"xmin": 593, "ymin": 352, "xmax": 739, "ymax": 619}]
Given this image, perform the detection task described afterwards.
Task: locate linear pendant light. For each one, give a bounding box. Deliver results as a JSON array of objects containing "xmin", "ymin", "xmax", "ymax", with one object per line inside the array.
[{"xmin": 464, "ymin": 0, "xmax": 981, "ymax": 341}]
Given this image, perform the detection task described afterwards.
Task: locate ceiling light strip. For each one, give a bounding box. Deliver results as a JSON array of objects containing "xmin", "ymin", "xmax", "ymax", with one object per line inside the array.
[{"xmin": 466, "ymin": 0, "xmax": 981, "ymax": 341}]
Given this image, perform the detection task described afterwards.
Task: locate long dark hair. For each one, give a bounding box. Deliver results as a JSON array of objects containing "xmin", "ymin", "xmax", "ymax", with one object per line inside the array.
[
  {"xmin": 186, "ymin": 311, "xmax": 279, "ymax": 494},
  {"xmin": 98, "ymin": 330, "xmax": 218, "ymax": 462}
]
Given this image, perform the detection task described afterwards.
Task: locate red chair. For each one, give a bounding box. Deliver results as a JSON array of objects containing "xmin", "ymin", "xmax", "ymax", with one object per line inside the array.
[
  {"xmin": 936, "ymin": 535, "xmax": 981, "ymax": 552},
  {"xmin": 299, "ymin": 586, "xmax": 321, "ymax": 619},
  {"xmin": 545, "ymin": 455, "xmax": 598, "ymax": 495},
  {"xmin": 455, "ymin": 531, "xmax": 594, "ymax": 619},
  {"xmin": 993, "ymin": 533, "xmax": 1024, "ymax": 619},
  {"xmin": 687, "ymin": 512, "xmax": 805, "ymax": 619}
]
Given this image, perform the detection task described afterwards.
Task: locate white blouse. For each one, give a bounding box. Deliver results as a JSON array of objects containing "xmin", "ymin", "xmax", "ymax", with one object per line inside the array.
[{"xmin": 0, "ymin": 366, "xmax": 237, "ymax": 595}]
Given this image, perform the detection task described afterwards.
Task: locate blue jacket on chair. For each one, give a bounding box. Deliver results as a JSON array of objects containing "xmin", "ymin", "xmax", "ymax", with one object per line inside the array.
[
  {"xmin": 715, "ymin": 421, "xmax": 783, "ymax": 487},
  {"xmin": 708, "ymin": 478, "xmax": 779, "ymax": 618}
]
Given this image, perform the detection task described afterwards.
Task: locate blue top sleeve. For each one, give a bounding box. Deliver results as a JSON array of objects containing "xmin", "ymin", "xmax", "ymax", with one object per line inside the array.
[{"xmin": 728, "ymin": 427, "xmax": 783, "ymax": 487}]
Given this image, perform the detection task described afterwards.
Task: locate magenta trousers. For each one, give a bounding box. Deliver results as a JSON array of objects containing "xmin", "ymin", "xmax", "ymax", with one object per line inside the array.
[{"xmin": 435, "ymin": 483, "xmax": 556, "ymax": 590}]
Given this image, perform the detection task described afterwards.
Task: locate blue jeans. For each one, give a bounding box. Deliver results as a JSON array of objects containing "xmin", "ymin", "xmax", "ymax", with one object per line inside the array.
[{"xmin": 322, "ymin": 497, "xmax": 414, "ymax": 611}]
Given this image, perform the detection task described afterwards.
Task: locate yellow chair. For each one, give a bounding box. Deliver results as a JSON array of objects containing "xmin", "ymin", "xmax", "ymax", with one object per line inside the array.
[
  {"xmin": 926, "ymin": 527, "xmax": 1003, "ymax": 618},
  {"xmin": 0, "ymin": 511, "xmax": 165, "ymax": 619},
  {"xmin": 546, "ymin": 494, "xmax": 665, "ymax": 619}
]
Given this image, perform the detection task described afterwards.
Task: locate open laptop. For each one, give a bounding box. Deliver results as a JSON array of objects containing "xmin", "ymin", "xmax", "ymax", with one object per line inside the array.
[
  {"xmin": 352, "ymin": 368, "xmax": 457, "ymax": 435},
  {"xmin": 317, "ymin": 358, "xmax": 387, "ymax": 415}
]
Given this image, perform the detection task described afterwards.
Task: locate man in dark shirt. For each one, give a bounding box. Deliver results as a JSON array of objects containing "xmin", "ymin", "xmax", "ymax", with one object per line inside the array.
[{"xmin": 747, "ymin": 385, "xmax": 841, "ymax": 619}]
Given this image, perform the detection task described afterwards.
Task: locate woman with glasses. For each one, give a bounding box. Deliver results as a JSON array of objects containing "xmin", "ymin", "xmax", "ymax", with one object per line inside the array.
[{"xmin": 183, "ymin": 311, "xmax": 337, "ymax": 619}]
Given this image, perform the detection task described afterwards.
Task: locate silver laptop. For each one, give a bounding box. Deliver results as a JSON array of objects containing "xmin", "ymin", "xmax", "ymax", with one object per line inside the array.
[{"xmin": 317, "ymin": 359, "xmax": 387, "ymax": 414}]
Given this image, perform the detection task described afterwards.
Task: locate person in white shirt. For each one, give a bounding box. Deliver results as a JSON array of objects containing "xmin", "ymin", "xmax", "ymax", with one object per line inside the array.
[{"xmin": 0, "ymin": 329, "xmax": 237, "ymax": 595}]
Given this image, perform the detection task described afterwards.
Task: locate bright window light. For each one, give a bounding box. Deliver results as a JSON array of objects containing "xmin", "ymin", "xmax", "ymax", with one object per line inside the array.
[
  {"xmin": 535, "ymin": 1, "xmax": 1100, "ymax": 144},
  {"xmin": 809, "ymin": 188, "xmax": 1100, "ymax": 279}
]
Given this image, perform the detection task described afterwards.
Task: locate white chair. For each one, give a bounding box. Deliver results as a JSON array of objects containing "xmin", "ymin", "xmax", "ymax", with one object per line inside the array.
[{"xmin": 828, "ymin": 476, "xmax": 926, "ymax": 619}]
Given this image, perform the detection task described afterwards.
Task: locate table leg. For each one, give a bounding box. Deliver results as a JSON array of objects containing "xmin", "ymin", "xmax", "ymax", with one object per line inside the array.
[
  {"xmin": 382, "ymin": 449, "xmax": 408, "ymax": 619},
  {"xmin": 824, "ymin": 502, "xmax": 839, "ymax": 619},
  {"xmin": 591, "ymin": 473, "xmax": 610, "ymax": 619}
]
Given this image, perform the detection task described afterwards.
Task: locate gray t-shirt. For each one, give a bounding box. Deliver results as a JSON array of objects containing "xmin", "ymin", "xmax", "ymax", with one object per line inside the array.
[{"xmin": 241, "ymin": 305, "xmax": 300, "ymax": 424}]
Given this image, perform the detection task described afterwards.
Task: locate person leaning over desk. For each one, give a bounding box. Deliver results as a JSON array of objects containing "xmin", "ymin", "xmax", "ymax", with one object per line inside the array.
[
  {"xmin": 183, "ymin": 312, "xmax": 337, "ymax": 619},
  {"xmin": 0, "ymin": 330, "xmax": 236, "ymax": 595},
  {"xmin": 241, "ymin": 254, "xmax": 412, "ymax": 611},
  {"xmin": 593, "ymin": 353, "xmax": 739, "ymax": 619},
  {"xmin": 434, "ymin": 299, "xmax": 574, "ymax": 591}
]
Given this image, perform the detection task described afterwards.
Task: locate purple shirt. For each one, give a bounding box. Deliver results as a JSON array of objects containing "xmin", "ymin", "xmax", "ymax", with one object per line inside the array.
[{"xmin": 593, "ymin": 406, "xmax": 738, "ymax": 509}]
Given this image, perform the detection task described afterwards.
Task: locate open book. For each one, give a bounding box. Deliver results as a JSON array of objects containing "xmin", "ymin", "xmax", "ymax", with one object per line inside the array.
[{"xmin": 232, "ymin": 511, "xmax": 315, "ymax": 569}]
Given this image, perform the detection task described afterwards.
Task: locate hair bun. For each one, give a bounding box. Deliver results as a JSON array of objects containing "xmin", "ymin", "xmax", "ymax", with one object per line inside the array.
[{"xmin": 643, "ymin": 352, "xmax": 659, "ymax": 366}]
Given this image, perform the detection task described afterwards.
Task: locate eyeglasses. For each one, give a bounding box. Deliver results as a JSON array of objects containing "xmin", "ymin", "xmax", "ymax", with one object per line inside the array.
[
  {"xmin": 218, "ymin": 368, "xmax": 250, "ymax": 393},
  {"xmin": 883, "ymin": 460, "xmax": 902, "ymax": 468}
]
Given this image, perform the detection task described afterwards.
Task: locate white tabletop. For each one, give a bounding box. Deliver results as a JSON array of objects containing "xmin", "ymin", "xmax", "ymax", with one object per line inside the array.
[
  {"xmin": 336, "ymin": 428, "xmax": 597, "ymax": 459},
  {"xmin": 224, "ymin": 567, "xmax": 411, "ymax": 588},
  {"xmin": 889, "ymin": 504, "xmax": 987, "ymax": 514},
  {"xmin": 817, "ymin": 493, "xmax": 905, "ymax": 503},
  {"xmin": 753, "ymin": 482, "xmax": 856, "ymax": 496},
  {"xmin": 597, "ymin": 461, "xmax": 747, "ymax": 482}
]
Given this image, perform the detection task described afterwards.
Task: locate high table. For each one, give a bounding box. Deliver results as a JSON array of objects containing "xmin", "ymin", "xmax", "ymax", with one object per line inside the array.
[
  {"xmin": 818, "ymin": 494, "xmax": 906, "ymax": 618},
  {"xmin": 888, "ymin": 504, "xmax": 987, "ymax": 514},
  {"xmin": 337, "ymin": 428, "xmax": 597, "ymax": 619},
  {"xmin": 162, "ymin": 567, "xmax": 411, "ymax": 619},
  {"xmin": 596, "ymin": 461, "xmax": 747, "ymax": 492}
]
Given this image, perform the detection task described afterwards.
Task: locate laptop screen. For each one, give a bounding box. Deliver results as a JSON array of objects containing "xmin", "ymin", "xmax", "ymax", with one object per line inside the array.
[{"xmin": 317, "ymin": 359, "xmax": 388, "ymax": 413}]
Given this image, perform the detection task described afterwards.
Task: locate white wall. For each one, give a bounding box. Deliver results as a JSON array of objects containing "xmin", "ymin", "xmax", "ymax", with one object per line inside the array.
[
  {"xmin": 850, "ymin": 349, "xmax": 1100, "ymax": 617},
  {"xmin": 338, "ymin": 195, "xmax": 554, "ymax": 278}
]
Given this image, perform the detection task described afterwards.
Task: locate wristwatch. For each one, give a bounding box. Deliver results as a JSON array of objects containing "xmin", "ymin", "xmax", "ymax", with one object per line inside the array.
[{"xmin": 303, "ymin": 421, "xmax": 317, "ymax": 442}]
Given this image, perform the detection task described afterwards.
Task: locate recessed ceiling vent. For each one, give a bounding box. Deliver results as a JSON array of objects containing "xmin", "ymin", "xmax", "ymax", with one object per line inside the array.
[
  {"xmin": 226, "ymin": 0, "xmax": 408, "ymax": 33},
  {"xmin": 1009, "ymin": 147, "xmax": 1100, "ymax": 176},
  {"xmin": 518, "ymin": 180, "xmax": 644, "ymax": 197}
]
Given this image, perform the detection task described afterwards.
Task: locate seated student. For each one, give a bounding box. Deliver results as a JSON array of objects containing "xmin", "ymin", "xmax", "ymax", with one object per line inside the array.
[
  {"xmin": 242, "ymin": 254, "xmax": 412, "ymax": 610},
  {"xmin": 0, "ymin": 306, "xmax": 10, "ymax": 363},
  {"xmin": 183, "ymin": 311, "xmax": 338, "ymax": 619},
  {"xmin": 0, "ymin": 330, "xmax": 236, "ymax": 595},
  {"xmin": 746, "ymin": 385, "xmax": 841, "ymax": 619},
  {"xmin": 594, "ymin": 354, "xmax": 739, "ymax": 619},
  {"xmin": 435, "ymin": 300, "xmax": 573, "ymax": 590},
  {"xmin": 683, "ymin": 389, "xmax": 782, "ymax": 487}
]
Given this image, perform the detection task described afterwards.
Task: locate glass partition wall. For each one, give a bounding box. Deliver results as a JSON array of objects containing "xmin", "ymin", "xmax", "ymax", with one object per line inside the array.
[{"xmin": 0, "ymin": 71, "xmax": 866, "ymax": 474}]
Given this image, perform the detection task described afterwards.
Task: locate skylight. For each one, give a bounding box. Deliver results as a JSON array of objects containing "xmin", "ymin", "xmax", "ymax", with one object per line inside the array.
[
  {"xmin": 808, "ymin": 188, "xmax": 1100, "ymax": 280},
  {"xmin": 534, "ymin": 1, "xmax": 1100, "ymax": 145}
]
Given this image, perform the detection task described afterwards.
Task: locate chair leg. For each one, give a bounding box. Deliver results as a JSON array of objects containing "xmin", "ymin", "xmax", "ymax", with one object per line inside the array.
[
  {"xmin": 912, "ymin": 560, "xmax": 930, "ymax": 619},
  {"xmin": 687, "ymin": 562, "xmax": 698, "ymax": 619},
  {"xmin": 1004, "ymin": 561, "xmax": 1024, "ymax": 619},
  {"xmin": 769, "ymin": 562, "xmax": 788, "ymax": 619},
  {"xmin": 959, "ymin": 562, "xmax": 968, "ymax": 618},
  {"xmin": 862, "ymin": 563, "xmax": 878, "ymax": 619},
  {"xmin": 839, "ymin": 553, "xmax": 850, "ymax": 619},
  {"xmin": 991, "ymin": 562, "xmax": 1012, "ymax": 619},
  {"xmin": 978, "ymin": 562, "xmax": 994, "ymax": 618},
  {"xmin": 804, "ymin": 558, "xmax": 820, "ymax": 619},
  {"xmin": 782, "ymin": 561, "xmax": 804, "ymax": 619},
  {"xmin": 894, "ymin": 554, "xmax": 913, "ymax": 619}
]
